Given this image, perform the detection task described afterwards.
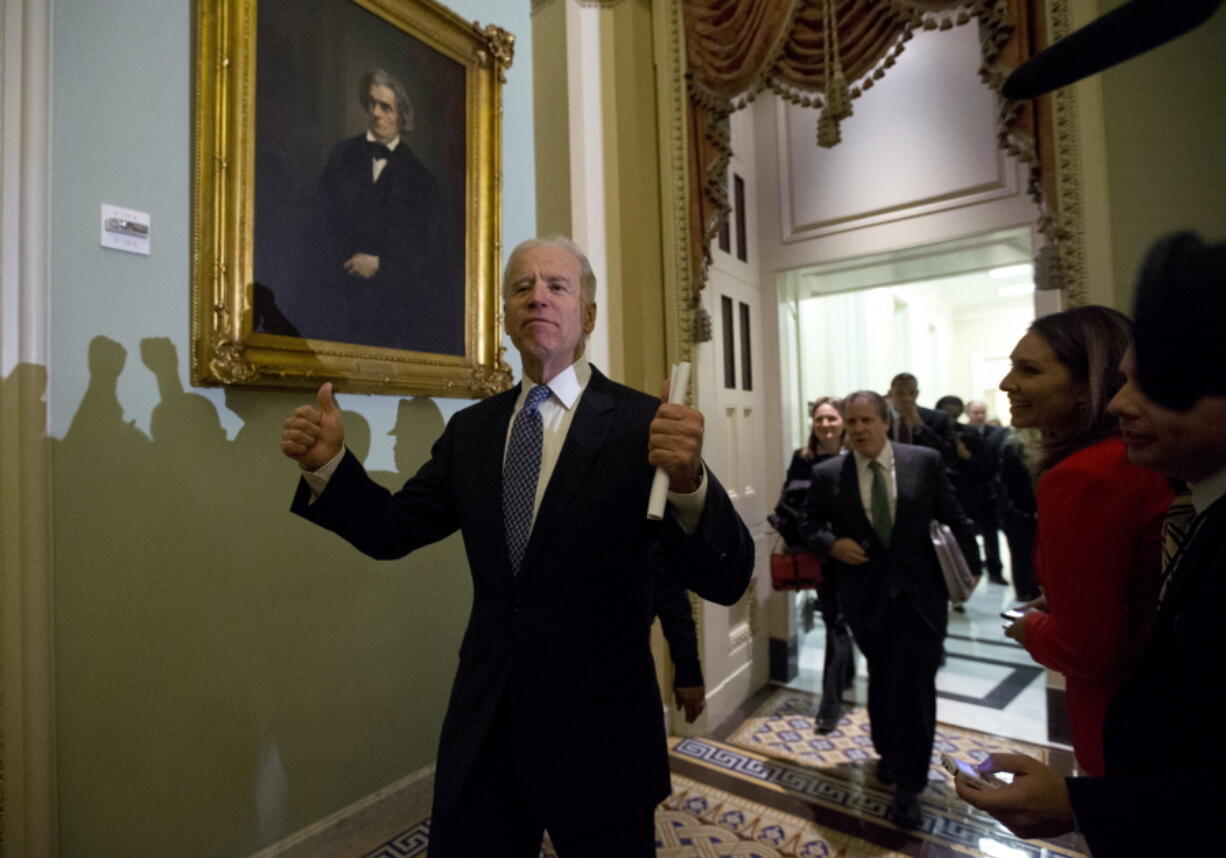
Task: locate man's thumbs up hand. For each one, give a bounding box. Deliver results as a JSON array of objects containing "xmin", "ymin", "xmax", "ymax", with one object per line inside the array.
[{"xmin": 282, "ymin": 382, "xmax": 347, "ymax": 471}]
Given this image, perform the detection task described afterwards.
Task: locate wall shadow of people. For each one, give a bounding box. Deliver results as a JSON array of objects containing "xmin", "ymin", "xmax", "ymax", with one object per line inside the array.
[
  {"xmin": 54, "ymin": 338, "xmax": 475, "ymax": 853},
  {"xmin": 367, "ymin": 396, "xmax": 440, "ymax": 489},
  {"xmin": 223, "ymin": 385, "xmax": 469, "ymax": 845},
  {"xmin": 2, "ymin": 360, "xmax": 53, "ymax": 463}
]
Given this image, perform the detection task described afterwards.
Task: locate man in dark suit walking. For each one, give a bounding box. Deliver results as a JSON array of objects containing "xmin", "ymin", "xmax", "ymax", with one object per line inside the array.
[
  {"xmin": 962, "ymin": 400, "xmax": 1008, "ymax": 585},
  {"xmin": 887, "ymin": 373, "xmax": 956, "ymax": 466},
  {"xmin": 280, "ymin": 236, "xmax": 754, "ymax": 857},
  {"xmin": 802, "ymin": 390, "xmax": 979, "ymax": 828}
]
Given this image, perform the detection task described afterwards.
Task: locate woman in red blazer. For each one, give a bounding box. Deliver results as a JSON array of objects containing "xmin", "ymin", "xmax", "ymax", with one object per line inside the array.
[{"xmin": 999, "ymin": 306, "xmax": 1172, "ymax": 776}]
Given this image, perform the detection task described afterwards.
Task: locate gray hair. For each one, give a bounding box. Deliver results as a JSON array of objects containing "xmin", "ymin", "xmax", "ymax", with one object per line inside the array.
[
  {"xmin": 502, "ymin": 235, "xmax": 597, "ymax": 311},
  {"xmin": 359, "ymin": 68, "xmax": 414, "ymax": 133}
]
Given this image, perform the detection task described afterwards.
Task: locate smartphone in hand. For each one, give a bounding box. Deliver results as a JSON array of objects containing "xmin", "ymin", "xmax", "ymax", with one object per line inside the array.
[
  {"xmin": 941, "ymin": 752, "xmax": 1003, "ymax": 790},
  {"xmin": 1001, "ymin": 609, "xmax": 1025, "ymax": 621}
]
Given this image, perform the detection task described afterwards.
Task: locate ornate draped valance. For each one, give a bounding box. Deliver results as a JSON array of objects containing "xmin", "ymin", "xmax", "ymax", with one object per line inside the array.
[{"xmin": 683, "ymin": 0, "xmax": 1053, "ymax": 316}]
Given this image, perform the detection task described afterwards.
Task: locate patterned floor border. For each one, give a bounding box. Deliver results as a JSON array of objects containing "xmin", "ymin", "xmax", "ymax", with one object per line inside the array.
[
  {"xmin": 357, "ymin": 687, "xmax": 1082, "ymax": 857},
  {"xmin": 725, "ymin": 686, "xmax": 1050, "ymax": 805},
  {"xmin": 359, "ymin": 820, "xmax": 429, "ymax": 857},
  {"xmin": 358, "ymin": 772, "xmax": 906, "ymax": 858},
  {"xmin": 670, "ymin": 735, "xmax": 1084, "ymax": 858},
  {"xmin": 658, "ymin": 773, "xmax": 907, "ymax": 857}
]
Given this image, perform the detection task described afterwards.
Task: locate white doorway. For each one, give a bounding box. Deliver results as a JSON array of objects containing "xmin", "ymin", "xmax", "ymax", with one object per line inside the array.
[{"xmin": 778, "ymin": 226, "xmax": 1039, "ymax": 453}]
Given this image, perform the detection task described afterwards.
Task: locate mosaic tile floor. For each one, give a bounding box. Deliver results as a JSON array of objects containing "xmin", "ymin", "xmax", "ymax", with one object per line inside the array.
[
  {"xmin": 724, "ymin": 686, "xmax": 1048, "ymax": 803},
  {"xmin": 673, "ymin": 685, "xmax": 1084, "ymax": 858},
  {"xmin": 358, "ymin": 772, "xmax": 909, "ymax": 858},
  {"xmin": 358, "ymin": 687, "xmax": 1081, "ymax": 858}
]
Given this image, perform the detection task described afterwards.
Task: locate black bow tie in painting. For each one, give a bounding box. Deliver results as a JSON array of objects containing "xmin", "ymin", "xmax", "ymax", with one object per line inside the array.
[{"xmin": 367, "ymin": 141, "xmax": 394, "ymax": 160}]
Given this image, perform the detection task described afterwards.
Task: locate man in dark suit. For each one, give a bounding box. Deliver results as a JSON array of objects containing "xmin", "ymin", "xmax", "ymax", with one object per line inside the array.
[
  {"xmin": 887, "ymin": 373, "xmax": 956, "ymax": 466},
  {"xmin": 955, "ymin": 232, "xmax": 1226, "ymax": 856},
  {"xmin": 961, "ymin": 400, "xmax": 1008, "ymax": 585},
  {"xmin": 306, "ymin": 68, "xmax": 463, "ymax": 354},
  {"xmin": 802, "ymin": 390, "xmax": 979, "ymax": 828},
  {"xmin": 652, "ymin": 561, "xmax": 706, "ymax": 724},
  {"xmin": 280, "ymin": 236, "xmax": 753, "ymax": 857}
]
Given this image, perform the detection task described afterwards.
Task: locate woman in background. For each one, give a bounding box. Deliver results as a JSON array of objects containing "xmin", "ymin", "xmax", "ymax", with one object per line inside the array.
[
  {"xmin": 999, "ymin": 306, "xmax": 1172, "ymax": 776},
  {"xmin": 772, "ymin": 397, "xmax": 854, "ymax": 732}
]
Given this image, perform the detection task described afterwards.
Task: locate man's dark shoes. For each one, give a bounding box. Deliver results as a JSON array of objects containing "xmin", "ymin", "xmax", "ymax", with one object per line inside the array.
[
  {"xmin": 988, "ymin": 575, "xmax": 1009, "ymax": 585},
  {"xmin": 891, "ymin": 789, "xmax": 923, "ymax": 829},
  {"xmin": 875, "ymin": 759, "xmax": 897, "ymax": 785},
  {"xmin": 815, "ymin": 709, "xmax": 840, "ymax": 733}
]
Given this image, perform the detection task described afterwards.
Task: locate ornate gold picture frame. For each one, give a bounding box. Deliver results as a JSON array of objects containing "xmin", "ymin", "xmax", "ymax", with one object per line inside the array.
[{"xmin": 192, "ymin": 0, "xmax": 514, "ymax": 397}]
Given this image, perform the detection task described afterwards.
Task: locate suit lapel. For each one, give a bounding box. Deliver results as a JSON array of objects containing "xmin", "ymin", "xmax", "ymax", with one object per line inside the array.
[
  {"xmin": 838, "ymin": 454, "xmax": 874, "ymax": 538},
  {"xmin": 518, "ymin": 368, "xmax": 616, "ymax": 576},
  {"xmin": 891, "ymin": 443, "xmax": 921, "ymax": 540}
]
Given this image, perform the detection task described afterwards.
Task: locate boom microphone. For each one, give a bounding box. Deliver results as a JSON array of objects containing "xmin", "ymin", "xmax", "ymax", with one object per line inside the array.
[{"xmin": 1002, "ymin": 0, "xmax": 1223, "ymax": 100}]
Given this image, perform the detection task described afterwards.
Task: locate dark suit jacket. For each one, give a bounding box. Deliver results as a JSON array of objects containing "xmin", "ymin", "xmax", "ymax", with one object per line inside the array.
[
  {"xmin": 291, "ymin": 368, "xmax": 753, "ymax": 811},
  {"xmin": 800, "ymin": 442, "xmax": 979, "ymax": 632},
  {"xmin": 652, "ymin": 563, "xmax": 703, "ymax": 687},
  {"xmin": 891, "ymin": 405, "xmax": 956, "ymax": 468},
  {"xmin": 1067, "ymin": 493, "xmax": 1226, "ymax": 855},
  {"xmin": 952, "ymin": 423, "xmax": 1003, "ymax": 515}
]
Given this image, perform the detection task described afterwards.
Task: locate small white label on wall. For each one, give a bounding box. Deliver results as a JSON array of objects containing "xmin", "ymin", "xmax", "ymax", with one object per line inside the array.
[{"xmin": 101, "ymin": 204, "xmax": 151, "ymax": 255}]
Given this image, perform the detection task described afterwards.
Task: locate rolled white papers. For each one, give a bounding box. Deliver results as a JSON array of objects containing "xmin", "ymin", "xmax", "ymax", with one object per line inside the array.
[{"xmin": 646, "ymin": 361, "xmax": 692, "ymax": 521}]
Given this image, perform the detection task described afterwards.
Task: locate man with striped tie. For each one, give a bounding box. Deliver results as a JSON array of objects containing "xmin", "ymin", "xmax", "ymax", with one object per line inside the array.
[
  {"xmin": 955, "ymin": 232, "xmax": 1226, "ymax": 856},
  {"xmin": 280, "ymin": 236, "xmax": 753, "ymax": 857}
]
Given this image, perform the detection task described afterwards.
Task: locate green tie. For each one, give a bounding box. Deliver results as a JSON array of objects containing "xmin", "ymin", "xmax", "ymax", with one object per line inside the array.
[{"xmin": 869, "ymin": 459, "xmax": 892, "ymax": 547}]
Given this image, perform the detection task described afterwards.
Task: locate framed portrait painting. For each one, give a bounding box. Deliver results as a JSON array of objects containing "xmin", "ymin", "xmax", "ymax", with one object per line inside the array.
[{"xmin": 192, "ymin": 0, "xmax": 514, "ymax": 397}]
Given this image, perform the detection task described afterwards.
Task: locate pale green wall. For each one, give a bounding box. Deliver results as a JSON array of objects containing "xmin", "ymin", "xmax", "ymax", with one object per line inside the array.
[
  {"xmin": 1098, "ymin": 0, "xmax": 1226, "ymax": 306},
  {"xmin": 50, "ymin": 0, "xmax": 533, "ymax": 855}
]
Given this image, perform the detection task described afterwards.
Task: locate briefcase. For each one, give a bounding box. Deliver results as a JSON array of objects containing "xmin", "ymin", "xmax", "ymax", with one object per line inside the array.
[
  {"xmin": 770, "ymin": 543, "xmax": 822, "ymax": 591},
  {"xmin": 930, "ymin": 520, "xmax": 976, "ymax": 604}
]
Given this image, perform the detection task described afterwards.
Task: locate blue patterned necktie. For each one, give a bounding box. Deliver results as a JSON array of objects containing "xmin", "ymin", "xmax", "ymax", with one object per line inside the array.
[{"xmin": 503, "ymin": 383, "xmax": 552, "ymax": 574}]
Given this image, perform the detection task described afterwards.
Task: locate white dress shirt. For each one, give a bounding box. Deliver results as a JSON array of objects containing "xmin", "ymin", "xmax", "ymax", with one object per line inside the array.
[
  {"xmin": 851, "ymin": 441, "xmax": 898, "ymax": 523},
  {"xmin": 303, "ymin": 354, "xmax": 708, "ymax": 533},
  {"xmin": 1190, "ymin": 462, "xmax": 1226, "ymax": 516}
]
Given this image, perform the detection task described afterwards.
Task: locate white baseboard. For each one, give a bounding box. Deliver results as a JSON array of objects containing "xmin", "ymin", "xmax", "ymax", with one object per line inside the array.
[
  {"xmin": 249, "ymin": 765, "xmax": 434, "ymax": 858},
  {"xmin": 671, "ymin": 658, "xmax": 757, "ymax": 738}
]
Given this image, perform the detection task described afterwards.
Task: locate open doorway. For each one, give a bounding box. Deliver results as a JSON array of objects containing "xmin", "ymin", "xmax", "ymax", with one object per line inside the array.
[
  {"xmin": 773, "ymin": 225, "xmax": 1054, "ymax": 746},
  {"xmin": 777, "ymin": 226, "xmax": 1039, "ymax": 455}
]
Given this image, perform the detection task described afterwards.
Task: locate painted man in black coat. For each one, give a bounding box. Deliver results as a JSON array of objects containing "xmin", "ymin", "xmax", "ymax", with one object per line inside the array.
[
  {"xmin": 281, "ymin": 236, "xmax": 753, "ymax": 857},
  {"xmin": 802, "ymin": 390, "xmax": 979, "ymax": 829},
  {"xmin": 304, "ymin": 68, "xmax": 463, "ymax": 354}
]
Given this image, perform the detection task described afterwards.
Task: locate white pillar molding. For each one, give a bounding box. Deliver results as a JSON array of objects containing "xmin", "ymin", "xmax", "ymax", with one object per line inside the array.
[
  {"xmin": 1, "ymin": 0, "xmax": 57, "ymax": 854},
  {"xmin": 563, "ymin": 0, "xmax": 610, "ymax": 371}
]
